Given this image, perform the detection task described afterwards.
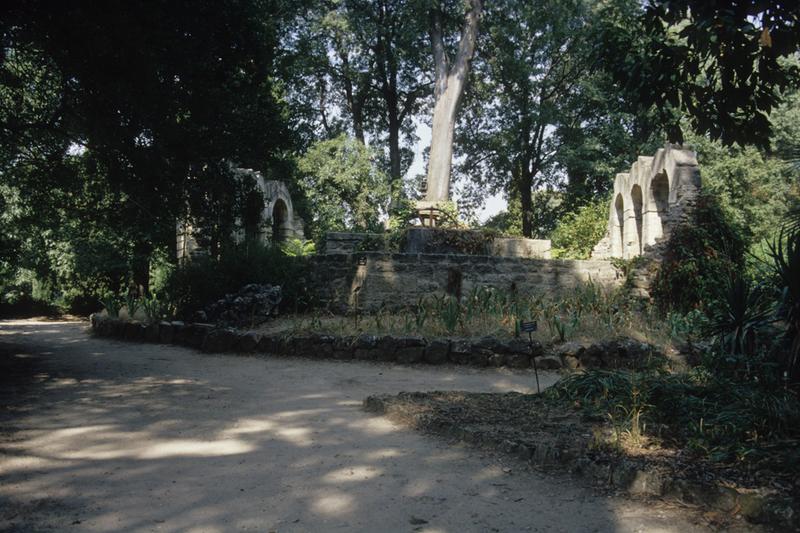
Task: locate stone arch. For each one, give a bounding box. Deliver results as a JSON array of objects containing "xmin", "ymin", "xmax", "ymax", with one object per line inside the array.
[
  {"xmin": 647, "ymin": 171, "xmax": 669, "ymax": 245},
  {"xmin": 271, "ymin": 198, "xmax": 290, "ymax": 243},
  {"xmin": 631, "ymin": 184, "xmax": 643, "ymax": 256},
  {"xmin": 614, "ymin": 194, "xmax": 625, "ymax": 257},
  {"xmin": 243, "ymin": 189, "xmax": 265, "ymax": 242},
  {"xmin": 590, "ymin": 145, "xmax": 700, "ymax": 261}
]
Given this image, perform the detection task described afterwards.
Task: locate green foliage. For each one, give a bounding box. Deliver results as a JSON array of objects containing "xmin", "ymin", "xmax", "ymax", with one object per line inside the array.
[
  {"xmin": 99, "ymin": 296, "xmax": 122, "ymax": 319},
  {"xmin": 123, "ymin": 293, "xmax": 141, "ymax": 319},
  {"xmin": 546, "ymin": 312, "xmax": 580, "ymax": 343},
  {"xmin": 765, "ymin": 225, "xmax": 800, "ymax": 380},
  {"xmin": 598, "ymin": 0, "xmax": 800, "ymax": 148},
  {"xmin": 687, "ymin": 131, "xmax": 799, "ymax": 252},
  {"xmin": 1, "ymin": 0, "xmax": 298, "ymax": 297},
  {"xmin": 481, "ymin": 210, "xmax": 522, "ymax": 237},
  {"xmin": 386, "ymin": 196, "xmax": 419, "ymax": 231},
  {"xmin": 550, "ymin": 199, "xmax": 609, "ymax": 259},
  {"xmin": 422, "ymin": 228, "xmax": 498, "ymax": 255},
  {"xmin": 666, "ymin": 309, "xmax": 708, "ymax": 345},
  {"xmin": 456, "ymin": 0, "xmax": 662, "ymax": 236},
  {"xmin": 705, "ymin": 276, "xmax": 774, "ymax": 357},
  {"xmin": 651, "ymin": 193, "xmax": 746, "ymax": 312},
  {"xmin": 549, "ymin": 368, "xmax": 800, "ymax": 468},
  {"xmin": 434, "ymin": 295, "xmax": 462, "ymax": 334},
  {"xmin": 141, "ymin": 294, "xmax": 173, "ymax": 323},
  {"xmin": 163, "ymin": 242, "xmax": 314, "ymax": 319},
  {"xmin": 281, "ymin": 238, "xmax": 316, "ymax": 257},
  {"xmin": 297, "ymin": 135, "xmax": 391, "ymax": 241},
  {"xmin": 293, "ymin": 282, "xmax": 670, "ymax": 348},
  {"xmin": 479, "ymin": 190, "xmax": 564, "ymax": 238}
]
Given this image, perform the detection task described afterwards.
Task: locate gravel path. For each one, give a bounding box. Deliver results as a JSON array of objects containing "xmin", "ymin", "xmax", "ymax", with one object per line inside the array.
[{"xmin": 0, "ymin": 319, "xmax": 753, "ymax": 532}]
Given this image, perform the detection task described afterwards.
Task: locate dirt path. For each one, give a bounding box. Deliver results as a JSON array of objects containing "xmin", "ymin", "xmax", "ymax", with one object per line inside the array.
[{"xmin": 0, "ymin": 319, "xmax": 756, "ymax": 532}]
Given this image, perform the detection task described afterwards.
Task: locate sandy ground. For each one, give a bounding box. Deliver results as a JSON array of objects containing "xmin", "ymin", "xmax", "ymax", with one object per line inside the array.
[{"xmin": 0, "ymin": 319, "xmax": 758, "ymax": 533}]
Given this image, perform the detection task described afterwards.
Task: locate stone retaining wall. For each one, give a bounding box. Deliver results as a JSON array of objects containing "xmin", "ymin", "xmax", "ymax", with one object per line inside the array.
[
  {"xmin": 90, "ymin": 315, "xmax": 660, "ymax": 371},
  {"xmin": 309, "ymin": 252, "xmax": 622, "ymax": 312},
  {"xmin": 324, "ymin": 231, "xmax": 552, "ymax": 259}
]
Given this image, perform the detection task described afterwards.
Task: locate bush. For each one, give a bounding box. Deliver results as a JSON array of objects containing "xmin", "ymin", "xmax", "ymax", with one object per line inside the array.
[
  {"xmin": 549, "ymin": 368, "xmax": 800, "ymax": 467},
  {"xmin": 550, "ymin": 199, "xmax": 608, "ymax": 259},
  {"xmin": 163, "ymin": 242, "xmax": 315, "ymax": 319},
  {"xmin": 651, "ymin": 193, "xmax": 746, "ymax": 312}
]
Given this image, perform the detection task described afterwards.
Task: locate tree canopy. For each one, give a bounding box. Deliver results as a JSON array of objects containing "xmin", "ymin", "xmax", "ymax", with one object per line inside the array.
[{"xmin": 1, "ymin": 0, "xmax": 799, "ymax": 312}]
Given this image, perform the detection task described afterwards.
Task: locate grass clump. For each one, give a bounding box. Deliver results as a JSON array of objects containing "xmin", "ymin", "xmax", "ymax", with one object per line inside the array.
[{"xmin": 281, "ymin": 282, "xmax": 672, "ymax": 348}]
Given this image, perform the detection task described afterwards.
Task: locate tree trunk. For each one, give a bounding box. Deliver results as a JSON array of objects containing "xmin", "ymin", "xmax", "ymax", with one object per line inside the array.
[
  {"xmin": 131, "ymin": 240, "xmax": 152, "ymax": 296},
  {"xmin": 336, "ymin": 43, "xmax": 367, "ymax": 144},
  {"xmin": 387, "ymin": 97, "xmax": 401, "ymax": 185},
  {"xmin": 425, "ymin": 0, "xmax": 482, "ymax": 202},
  {"xmin": 519, "ymin": 170, "xmax": 534, "ymax": 238}
]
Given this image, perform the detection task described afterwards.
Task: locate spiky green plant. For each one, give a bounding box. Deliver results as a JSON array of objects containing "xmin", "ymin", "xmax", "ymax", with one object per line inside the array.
[
  {"xmin": 766, "ymin": 223, "xmax": 800, "ymax": 380},
  {"xmin": 99, "ymin": 295, "xmax": 122, "ymax": 318},
  {"xmin": 439, "ymin": 295, "xmax": 461, "ymax": 334},
  {"xmin": 706, "ymin": 275, "xmax": 773, "ymax": 356},
  {"xmin": 141, "ymin": 294, "xmax": 172, "ymax": 323}
]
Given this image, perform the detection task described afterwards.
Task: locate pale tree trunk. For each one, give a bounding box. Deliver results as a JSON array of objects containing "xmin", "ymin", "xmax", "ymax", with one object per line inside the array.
[{"xmin": 425, "ymin": 0, "xmax": 482, "ymax": 202}]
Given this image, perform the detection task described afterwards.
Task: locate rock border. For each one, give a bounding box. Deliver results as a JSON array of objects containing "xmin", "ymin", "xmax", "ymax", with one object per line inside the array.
[
  {"xmin": 363, "ymin": 392, "xmax": 797, "ymax": 531},
  {"xmin": 89, "ymin": 314, "xmax": 664, "ymax": 371}
]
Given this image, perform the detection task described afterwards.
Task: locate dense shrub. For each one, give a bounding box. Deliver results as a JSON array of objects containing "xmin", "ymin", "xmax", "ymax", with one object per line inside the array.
[
  {"xmin": 163, "ymin": 243, "xmax": 315, "ymax": 319},
  {"xmin": 651, "ymin": 193, "xmax": 746, "ymax": 312},
  {"xmin": 0, "ymin": 283, "xmax": 59, "ymax": 318},
  {"xmin": 550, "ymin": 199, "xmax": 608, "ymax": 259},
  {"xmin": 549, "ymin": 368, "xmax": 800, "ymax": 468}
]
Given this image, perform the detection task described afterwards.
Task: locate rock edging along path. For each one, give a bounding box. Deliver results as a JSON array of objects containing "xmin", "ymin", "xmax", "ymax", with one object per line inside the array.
[
  {"xmin": 363, "ymin": 391, "xmax": 798, "ymax": 531},
  {"xmin": 89, "ymin": 314, "xmax": 665, "ymax": 371}
]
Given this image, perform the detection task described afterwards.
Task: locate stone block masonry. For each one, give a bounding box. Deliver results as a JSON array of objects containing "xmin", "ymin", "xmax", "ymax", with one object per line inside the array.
[
  {"xmin": 90, "ymin": 314, "xmax": 662, "ymax": 372},
  {"xmin": 308, "ymin": 252, "xmax": 622, "ymax": 312}
]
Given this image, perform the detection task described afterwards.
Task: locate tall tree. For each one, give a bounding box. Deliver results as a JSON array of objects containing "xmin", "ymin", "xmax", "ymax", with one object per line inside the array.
[
  {"xmin": 599, "ymin": 0, "xmax": 800, "ymax": 148},
  {"xmin": 283, "ymin": 0, "xmax": 430, "ymax": 190},
  {"xmin": 1, "ymin": 0, "xmax": 297, "ymax": 292},
  {"xmin": 424, "ymin": 0, "xmax": 483, "ymax": 203},
  {"xmin": 456, "ymin": 0, "xmax": 662, "ymax": 237}
]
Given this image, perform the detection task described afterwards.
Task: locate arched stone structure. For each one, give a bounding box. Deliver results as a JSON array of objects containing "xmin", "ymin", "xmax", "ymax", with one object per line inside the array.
[
  {"xmin": 631, "ymin": 184, "xmax": 643, "ymax": 256},
  {"xmin": 612, "ymin": 194, "xmax": 625, "ymax": 257},
  {"xmin": 177, "ymin": 167, "xmax": 305, "ymax": 260},
  {"xmin": 592, "ymin": 144, "xmax": 701, "ymax": 260},
  {"xmin": 247, "ymin": 173, "xmax": 304, "ymax": 244},
  {"xmin": 271, "ymin": 198, "xmax": 290, "ymax": 243}
]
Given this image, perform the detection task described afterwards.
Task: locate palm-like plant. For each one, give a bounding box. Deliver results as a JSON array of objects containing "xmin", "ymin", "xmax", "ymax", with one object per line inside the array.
[
  {"xmin": 706, "ymin": 275, "xmax": 773, "ymax": 357},
  {"xmin": 766, "ymin": 223, "xmax": 800, "ymax": 380}
]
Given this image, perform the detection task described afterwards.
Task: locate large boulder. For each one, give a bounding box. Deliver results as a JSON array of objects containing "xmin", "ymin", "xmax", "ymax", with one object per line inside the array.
[
  {"xmin": 202, "ymin": 284, "xmax": 282, "ymax": 327},
  {"xmin": 424, "ymin": 340, "xmax": 450, "ymax": 365},
  {"xmin": 144, "ymin": 322, "xmax": 160, "ymax": 343},
  {"xmin": 236, "ymin": 331, "xmax": 261, "ymax": 352},
  {"xmin": 534, "ymin": 355, "xmax": 563, "ymax": 370},
  {"xmin": 201, "ymin": 328, "xmax": 237, "ymax": 353},
  {"xmin": 396, "ymin": 346, "xmax": 424, "ymax": 364}
]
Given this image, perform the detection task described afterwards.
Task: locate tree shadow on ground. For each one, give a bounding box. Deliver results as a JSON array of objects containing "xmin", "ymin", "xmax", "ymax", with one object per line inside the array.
[{"xmin": 0, "ymin": 320, "xmax": 710, "ymax": 532}]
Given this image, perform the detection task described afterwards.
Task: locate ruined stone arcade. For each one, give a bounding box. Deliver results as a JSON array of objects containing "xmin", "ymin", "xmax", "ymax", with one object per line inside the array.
[
  {"xmin": 592, "ymin": 145, "xmax": 701, "ymax": 260},
  {"xmin": 177, "ymin": 168, "xmax": 304, "ymax": 260}
]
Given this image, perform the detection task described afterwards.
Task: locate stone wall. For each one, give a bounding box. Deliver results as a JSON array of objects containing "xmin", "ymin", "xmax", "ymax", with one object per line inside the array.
[
  {"xmin": 324, "ymin": 232, "xmax": 385, "ymax": 254},
  {"xmin": 309, "ymin": 252, "xmax": 622, "ymax": 312},
  {"xmin": 490, "ymin": 237, "xmax": 551, "ymax": 259},
  {"xmin": 90, "ymin": 314, "xmax": 662, "ymax": 372},
  {"xmin": 324, "ymin": 230, "xmax": 551, "ymax": 259}
]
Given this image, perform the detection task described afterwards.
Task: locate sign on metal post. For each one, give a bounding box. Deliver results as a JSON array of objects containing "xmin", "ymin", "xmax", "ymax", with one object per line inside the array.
[{"xmin": 520, "ymin": 321, "xmax": 540, "ymax": 394}]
